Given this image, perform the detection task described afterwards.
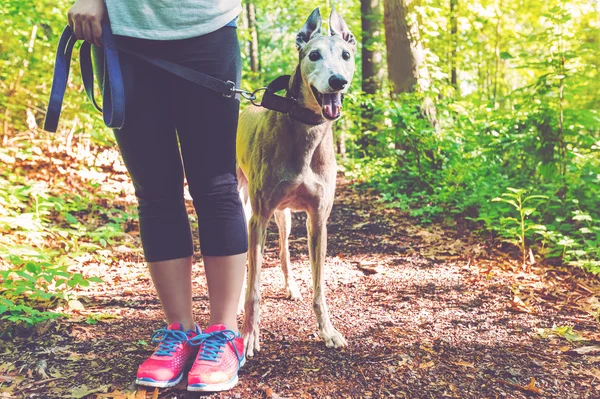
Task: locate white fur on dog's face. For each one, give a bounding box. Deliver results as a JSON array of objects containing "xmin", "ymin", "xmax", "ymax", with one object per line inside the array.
[
  {"xmin": 296, "ymin": 8, "xmax": 357, "ymax": 119},
  {"xmin": 300, "ymin": 35, "xmax": 356, "ymax": 94}
]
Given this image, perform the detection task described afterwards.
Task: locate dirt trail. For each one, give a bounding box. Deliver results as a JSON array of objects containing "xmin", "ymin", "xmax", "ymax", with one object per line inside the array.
[{"xmin": 2, "ymin": 178, "xmax": 600, "ymax": 399}]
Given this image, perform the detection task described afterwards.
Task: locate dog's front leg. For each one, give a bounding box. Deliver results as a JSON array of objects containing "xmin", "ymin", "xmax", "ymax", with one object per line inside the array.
[
  {"xmin": 242, "ymin": 213, "xmax": 268, "ymax": 357},
  {"xmin": 307, "ymin": 211, "xmax": 347, "ymax": 348}
]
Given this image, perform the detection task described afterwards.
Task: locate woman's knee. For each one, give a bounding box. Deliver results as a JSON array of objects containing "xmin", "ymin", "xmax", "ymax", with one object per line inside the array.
[{"xmin": 190, "ymin": 173, "xmax": 241, "ymax": 212}]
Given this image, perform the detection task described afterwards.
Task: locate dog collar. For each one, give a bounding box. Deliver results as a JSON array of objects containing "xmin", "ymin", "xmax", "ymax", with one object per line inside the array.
[{"xmin": 258, "ymin": 75, "xmax": 328, "ymax": 126}]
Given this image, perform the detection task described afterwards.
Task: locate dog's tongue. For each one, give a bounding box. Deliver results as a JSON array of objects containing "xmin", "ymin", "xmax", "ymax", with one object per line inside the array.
[{"xmin": 322, "ymin": 93, "xmax": 342, "ymax": 119}]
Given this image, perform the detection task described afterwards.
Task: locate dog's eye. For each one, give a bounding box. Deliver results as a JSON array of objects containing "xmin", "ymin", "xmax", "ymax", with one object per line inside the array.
[
  {"xmin": 342, "ymin": 51, "xmax": 351, "ymax": 61},
  {"xmin": 309, "ymin": 50, "xmax": 321, "ymax": 61}
]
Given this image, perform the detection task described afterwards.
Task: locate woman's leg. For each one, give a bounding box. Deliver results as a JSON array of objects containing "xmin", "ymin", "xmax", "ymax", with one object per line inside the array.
[
  {"xmin": 170, "ymin": 27, "xmax": 248, "ymax": 333},
  {"xmin": 114, "ymin": 42, "xmax": 196, "ymax": 330},
  {"xmin": 148, "ymin": 257, "xmax": 194, "ymax": 331},
  {"xmin": 203, "ymin": 254, "xmax": 247, "ymax": 331}
]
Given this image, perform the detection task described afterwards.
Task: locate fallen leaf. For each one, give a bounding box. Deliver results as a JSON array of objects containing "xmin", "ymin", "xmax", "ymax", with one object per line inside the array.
[
  {"xmin": 68, "ymin": 299, "xmax": 85, "ymax": 311},
  {"xmin": 453, "ymin": 361, "xmax": 475, "ymax": 368},
  {"xmin": 524, "ymin": 377, "xmax": 544, "ymax": 395},
  {"xmin": 420, "ymin": 344, "xmax": 436, "ymax": 355},
  {"xmin": 96, "ymin": 390, "xmax": 130, "ymax": 398},
  {"xmin": 494, "ymin": 377, "xmax": 544, "ymax": 396},
  {"xmin": 356, "ymin": 261, "xmax": 383, "ymax": 275},
  {"xmin": 537, "ymin": 325, "xmax": 588, "ymax": 343},
  {"xmin": 583, "ymin": 368, "xmax": 600, "ymax": 379},
  {"xmin": 552, "ymin": 325, "xmax": 588, "ymax": 343},
  {"xmin": 568, "ymin": 345, "xmax": 600, "ymax": 355},
  {"xmin": 509, "ymin": 295, "xmax": 533, "ymax": 313},
  {"xmin": 558, "ymin": 346, "xmax": 571, "ymax": 352},
  {"xmin": 419, "ymin": 360, "xmax": 435, "ymax": 369},
  {"xmin": 70, "ymin": 385, "xmax": 110, "ymax": 398},
  {"xmin": 67, "ymin": 353, "xmax": 81, "ymax": 361},
  {"xmin": 135, "ymin": 387, "xmax": 147, "ymax": 399}
]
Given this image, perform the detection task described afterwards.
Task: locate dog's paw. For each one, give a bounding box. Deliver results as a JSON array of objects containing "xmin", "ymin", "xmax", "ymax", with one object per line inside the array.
[
  {"xmin": 242, "ymin": 323, "xmax": 261, "ymax": 358},
  {"xmin": 285, "ymin": 283, "xmax": 302, "ymax": 301},
  {"xmin": 320, "ymin": 327, "xmax": 347, "ymax": 348}
]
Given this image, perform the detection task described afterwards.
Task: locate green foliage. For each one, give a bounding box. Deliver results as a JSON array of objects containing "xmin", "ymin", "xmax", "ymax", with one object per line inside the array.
[
  {"xmin": 345, "ymin": 0, "xmax": 599, "ymax": 272},
  {"xmin": 537, "ymin": 324, "xmax": 588, "ymax": 343},
  {"xmin": 491, "ymin": 188, "xmax": 548, "ymax": 266},
  {"xmin": 0, "ymin": 144, "xmax": 136, "ymax": 325}
]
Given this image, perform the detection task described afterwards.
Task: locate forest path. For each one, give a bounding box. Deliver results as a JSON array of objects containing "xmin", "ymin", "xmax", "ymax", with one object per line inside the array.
[{"xmin": 2, "ymin": 176, "xmax": 599, "ymax": 399}]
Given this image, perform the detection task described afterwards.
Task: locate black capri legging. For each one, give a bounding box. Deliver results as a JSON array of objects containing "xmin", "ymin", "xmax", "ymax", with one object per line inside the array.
[{"xmin": 113, "ymin": 26, "xmax": 248, "ymax": 262}]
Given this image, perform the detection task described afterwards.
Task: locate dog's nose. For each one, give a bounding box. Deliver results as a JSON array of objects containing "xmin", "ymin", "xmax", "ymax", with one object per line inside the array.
[{"xmin": 329, "ymin": 75, "xmax": 348, "ymax": 91}]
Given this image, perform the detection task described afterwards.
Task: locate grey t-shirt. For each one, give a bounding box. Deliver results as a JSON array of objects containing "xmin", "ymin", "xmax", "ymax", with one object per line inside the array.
[{"xmin": 104, "ymin": 0, "xmax": 242, "ymax": 40}]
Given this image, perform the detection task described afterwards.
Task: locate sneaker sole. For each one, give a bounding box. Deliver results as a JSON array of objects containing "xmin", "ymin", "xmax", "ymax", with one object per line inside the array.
[
  {"xmin": 136, "ymin": 372, "xmax": 183, "ymax": 388},
  {"xmin": 187, "ymin": 357, "xmax": 246, "ymax": 392},
  {"xmin": 188, "ymin": 375, "xmax": 239, "ymax": 392}
]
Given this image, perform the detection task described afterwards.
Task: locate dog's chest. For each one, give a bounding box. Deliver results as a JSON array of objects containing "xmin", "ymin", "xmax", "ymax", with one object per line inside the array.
[{"xmin": 276, "ymin": 169, "xmax": 335, "ymax": 212}]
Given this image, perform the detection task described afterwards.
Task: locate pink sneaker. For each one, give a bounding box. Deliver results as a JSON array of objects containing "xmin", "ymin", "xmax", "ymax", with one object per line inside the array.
[
  {"xmin": 187, "ymin": 324, "xmax": 245, "ymax": 392},
  {"xmin": 136, "ymin": 322, "xmax": 200, "ymax": 388}
]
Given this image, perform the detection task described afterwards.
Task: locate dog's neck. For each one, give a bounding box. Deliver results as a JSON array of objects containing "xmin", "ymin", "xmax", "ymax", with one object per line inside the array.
[
  {"xmin": 285, "ymin": 66, "xmax": 335, "ymax": 173},
  {"xmin": 288, "ymin": 66, "xmax": 326, "ymax": 118}
]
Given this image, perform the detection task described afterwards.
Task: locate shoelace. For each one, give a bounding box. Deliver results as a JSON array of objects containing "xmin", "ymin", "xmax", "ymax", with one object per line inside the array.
[
  {"xmin": 151, "ymin": 328, "xmax": 190, "ymax": 357},
  {"xmin": 188, "ymin": 330, "xmax": 243, "ymax": 363}
]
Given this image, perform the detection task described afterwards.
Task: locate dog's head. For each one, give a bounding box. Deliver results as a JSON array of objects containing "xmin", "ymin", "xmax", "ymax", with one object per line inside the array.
[{"xmin": 295, "ymin": 7, "xmax": 356, "ymax": 120}]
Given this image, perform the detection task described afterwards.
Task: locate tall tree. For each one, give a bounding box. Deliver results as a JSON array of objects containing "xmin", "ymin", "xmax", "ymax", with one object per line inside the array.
[
  {"xmin": 449, "ymin": 0, "xmax": 458, "ymax": 89},
  {"xmin": 361, "ymin": 0, "xmax": 383, "ymax": 95},
  {"xmin": 359, "ymin": 0, "xmax": 384, "ymax": 153},
  {"xmin": 384, "ymin": 0, "xmax": 417, "ymax": 93},
  {"xmin": 246, "ymin": 0, "xmax": 260, "ymax": 73},
  {"xmin": 384, "ymin": 0, "xmax": 437, "ymax": 126}
]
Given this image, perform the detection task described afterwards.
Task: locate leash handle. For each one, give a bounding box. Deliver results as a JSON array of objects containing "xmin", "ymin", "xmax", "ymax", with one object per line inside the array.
[
  {"xmin": 43, "ymin": 26, "xmax": 78, "ymax": 133},
  {"xmin": 79, "ymin": 22, "xmax": 126, "ymax": 129},
  {"xmin": 44, "ymin": 23, "xmax": 126, "ymax": 132}
]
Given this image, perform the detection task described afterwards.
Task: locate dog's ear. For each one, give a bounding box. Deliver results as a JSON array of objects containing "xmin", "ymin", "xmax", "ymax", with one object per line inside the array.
[
  {"xmin": 329, "ymin": 7, "xmax": 356, "ymax": 50},
  {"xmin": 296, "ymin": 8, "xmax": 322, "ymax": 51}
]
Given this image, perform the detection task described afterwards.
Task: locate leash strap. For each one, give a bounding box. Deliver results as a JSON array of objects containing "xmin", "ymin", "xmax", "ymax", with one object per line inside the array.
[
  {"xmin": 44, "ymin": 27, "xmax": 78, "ymax": 133},
  {"xmin": 261, "ymin": 75, "xmax": 326, "ymax": 126},
  {"xmin": 44, "ymin": 23, "xmax": 327, "ymax": 132},
  {"xmin": 44, "ymin": 23, "xmax": 239, "ymax": 132}
]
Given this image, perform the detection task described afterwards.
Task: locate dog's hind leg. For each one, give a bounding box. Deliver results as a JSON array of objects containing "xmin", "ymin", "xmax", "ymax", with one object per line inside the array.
[
  {"xmin": 242, "ymin": 212, "xmax": 269, "ymax": 357},
  {"xmin": 307, "ymin": 210, "xmax": 347, "ymax": 348},
  {"xmin": 274, "ymin": 208, "xmax": 301, "ymax": 300}
]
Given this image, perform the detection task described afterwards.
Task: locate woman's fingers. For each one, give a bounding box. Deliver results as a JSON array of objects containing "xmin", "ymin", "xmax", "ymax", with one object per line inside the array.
[
  {"xmin": 91, "ymin": 19, "xmax": 103, "ymax": 46},
  {"xmin": 83, "ymin": 21, "xmax": 93, "ymax": 44},
  {"xmin": 72, "ymin": 20, "xmax": 83, "ymax": 40},
  {"xmin": 67, "ymin": 12, "xmax": 74, "ymax": 30},
  {"xmin": 67, "ymin": 0, "xmax": 106, "ymax": 45}
]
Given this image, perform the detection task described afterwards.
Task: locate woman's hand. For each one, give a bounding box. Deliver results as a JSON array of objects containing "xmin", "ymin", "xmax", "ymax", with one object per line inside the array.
[{"xmin": 67, "ymin": 0, "xmax": 106, "ymax": 46}]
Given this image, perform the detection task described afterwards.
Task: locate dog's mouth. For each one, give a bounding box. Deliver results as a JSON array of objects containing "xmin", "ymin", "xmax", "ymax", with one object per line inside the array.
[{"xmin": 312, "ymin": 87, "xmax": 343, "ymax": 120}]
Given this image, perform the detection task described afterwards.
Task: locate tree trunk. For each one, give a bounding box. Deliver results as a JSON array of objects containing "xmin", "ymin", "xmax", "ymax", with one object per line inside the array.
[
  {"xmin": 362, "ymin": 0, "xmax": 383, "ymax": 95},
  {"xmin": 246, "ymin": 0, "xmax": 259, "ymax": 73},
  {"xmin": 449, "ymin": 0, "xmax": 458, "ymax": 89},
  {"xmin": 384, "ymin": 0, "xmax": 418, "ymax": 94},
  {"xmin": 493, "ymin": 0, "xmax": 502, "ymax": 109},
  {"xmin": 359, "ymin": 0, "xmax": 383, "ymax": 154},
  {"xmin": 384, "ymin": 0, "xmax": 438, "ymax": 127}
]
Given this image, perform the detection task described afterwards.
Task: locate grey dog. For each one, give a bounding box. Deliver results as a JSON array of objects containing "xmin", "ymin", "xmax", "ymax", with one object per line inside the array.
[{"xmin": 236, "ymin": 7, "xmax": 356, "ymax": 357}]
